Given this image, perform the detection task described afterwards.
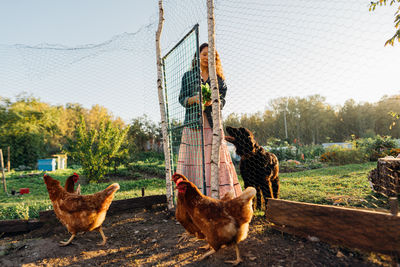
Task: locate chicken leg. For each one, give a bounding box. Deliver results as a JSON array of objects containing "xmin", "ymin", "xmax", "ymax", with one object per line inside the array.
[
  {"xmin": 198, "ymin": 248, "xmax": 216, "ymax": 261},
  {"xmin": 178, "ymin": 232, "xmax": 191, "ymax": 243},
  {"xmin": 97, "ymin": 226, "xmax": 107, "ymax": 246},
  {"xmin": 225, "ymin": 244, "xmax": 242, "ymax": 266},
  {"xmin": 59, "ymin": 234, "xmax": 75, "ymax": 246}
]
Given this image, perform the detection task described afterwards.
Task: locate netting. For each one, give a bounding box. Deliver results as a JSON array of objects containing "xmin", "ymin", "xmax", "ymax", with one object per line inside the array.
[
  {"xmin": 1, "ymin": 0, "xmax": 400, "ymax": 211},
  {"xmin": 162, "ymin": 25, "xmax": 207, "ymax": 194}
]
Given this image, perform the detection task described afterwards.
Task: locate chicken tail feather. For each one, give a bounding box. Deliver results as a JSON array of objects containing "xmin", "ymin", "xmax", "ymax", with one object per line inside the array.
[
  {"xmin": 238, "ymin": 187, "xmax": 257, "ymax": 202},
  {"xmin": 104, "ymin": 183, "xmax": 120, "ymax": 196}
]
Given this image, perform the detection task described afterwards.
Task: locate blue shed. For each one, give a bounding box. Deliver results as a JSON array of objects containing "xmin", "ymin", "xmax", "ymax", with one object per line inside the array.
[{"xmin": 38, "ymin": 158, "xmax": 56, "ymax": 171}]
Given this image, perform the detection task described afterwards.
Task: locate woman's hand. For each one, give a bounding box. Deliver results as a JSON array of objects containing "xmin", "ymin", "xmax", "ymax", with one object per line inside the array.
[{"xmin": 188, "ymin": 95, "xmax": 200, "ymax": 105}]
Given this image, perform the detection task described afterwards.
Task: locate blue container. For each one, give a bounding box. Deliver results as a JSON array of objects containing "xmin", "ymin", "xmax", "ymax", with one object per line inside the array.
[{"xmin": 38, "ymin": 158, "xmax": 56, "ymax": 171}]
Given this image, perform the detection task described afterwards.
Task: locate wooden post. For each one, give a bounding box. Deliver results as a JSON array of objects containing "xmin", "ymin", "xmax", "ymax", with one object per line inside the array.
[
  {"xmin": 390, "ymin": 197, "xmax": 398, "ymax": 215},
  {"xmin": 207, "ymin": 0, "xmax": 221, "ymax": 199},
  {"xmin": 156, "ymin": 0, "xmax": 173, "ymax": 209},
  {"xmin": 0, "ymin": 149, "xmax": 7, "ymax": 194},
  {"xmin": 142, "ymin": 187, "xmax": 145, "ymax": 197},
  {"xmin": 7, "ymin": 146, "xmax": 10, "ymax": 172}
]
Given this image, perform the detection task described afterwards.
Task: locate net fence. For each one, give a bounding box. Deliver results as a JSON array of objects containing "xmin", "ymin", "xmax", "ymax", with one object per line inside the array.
[
  {"xmin": 162, "ymin": 25, "xmax": 207, "ymax": 195},
  {"xmin": 1, "ymin": 0, "xmax": 400, "ymax": 211}
]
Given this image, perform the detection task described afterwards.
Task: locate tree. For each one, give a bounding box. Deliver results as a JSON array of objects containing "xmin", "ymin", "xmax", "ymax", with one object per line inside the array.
[
  {"xmin": 0, "ymin": 95, "xmax": 59, "ymax": 167},
  {"xmin": 68, "ymin": 117, "xmax": 128, "ymax": 182},
  {"xmin": 370, "ymin": 0, "xmax": 400, "ymax": 46},
  {"xmin": 127, "ymin": 115, "xmax": 162, "ymax": 157}
]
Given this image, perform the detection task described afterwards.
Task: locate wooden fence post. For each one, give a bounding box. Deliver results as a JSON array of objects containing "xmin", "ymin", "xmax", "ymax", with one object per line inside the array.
[
  {"xmin": 7, "ymin": 146, "xmax": 10, "ymax": 172},
  {"xmin": 156, "ymin": 0, "xmax": 173, "ymax": 210},
  {"xmin": 207, "ymin": 0, "xmax": 221, "ymax": 199},
  {"xmin": 0, "ymin": 149, "xmax": 7, "ymax": 194}
]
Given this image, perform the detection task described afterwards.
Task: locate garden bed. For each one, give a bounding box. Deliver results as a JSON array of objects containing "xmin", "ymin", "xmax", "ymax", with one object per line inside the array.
[{"xmin": 0, "ymin": 207, "xmax": 390, "ymax": 266}]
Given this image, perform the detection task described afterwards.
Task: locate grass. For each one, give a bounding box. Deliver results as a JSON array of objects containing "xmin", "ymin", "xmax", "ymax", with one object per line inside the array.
[
  {"xmin": 0, "ymin": 162, "xmax": 384, "ymax": 220},
  {"xmin": 279, "ymin": 162, "xmax": 385, "ymax": 209},
  {"xmin": 0, "ymin": 168, "xmax": 165, "ymax": 220}
]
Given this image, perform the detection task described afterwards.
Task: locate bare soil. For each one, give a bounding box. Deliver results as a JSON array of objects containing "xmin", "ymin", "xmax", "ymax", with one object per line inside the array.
[{"xmin": 0, "ymin": 206, "xmax": 392, "ymax": 266}]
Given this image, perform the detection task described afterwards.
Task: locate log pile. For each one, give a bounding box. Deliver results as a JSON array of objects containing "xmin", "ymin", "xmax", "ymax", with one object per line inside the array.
[{"xmin": 368, "ymin": 158, "xmax": 400, "ymax": 197}]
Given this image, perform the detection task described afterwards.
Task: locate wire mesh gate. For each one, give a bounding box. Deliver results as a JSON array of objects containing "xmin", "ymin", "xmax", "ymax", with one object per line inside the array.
[{"xmin": 162, "ymin": 25, "xmax": 207, "ymax": 195}]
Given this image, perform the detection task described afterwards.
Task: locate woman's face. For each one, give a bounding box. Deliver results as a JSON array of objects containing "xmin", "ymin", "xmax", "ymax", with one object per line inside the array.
[{"xmin": 200, "ymin": 46, "xmax": 208, "ymax": 69}]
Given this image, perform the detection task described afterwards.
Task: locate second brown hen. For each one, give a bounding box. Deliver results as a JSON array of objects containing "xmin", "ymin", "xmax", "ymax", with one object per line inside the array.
[{"xmin": 173, "ymin": 173, "xmax": 256, "ymax": 265}]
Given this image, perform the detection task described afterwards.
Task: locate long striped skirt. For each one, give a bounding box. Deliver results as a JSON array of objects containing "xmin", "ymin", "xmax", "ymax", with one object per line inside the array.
[{"xmin": 176, "ymin": 113, "xmax": 242, "ymax": 198}]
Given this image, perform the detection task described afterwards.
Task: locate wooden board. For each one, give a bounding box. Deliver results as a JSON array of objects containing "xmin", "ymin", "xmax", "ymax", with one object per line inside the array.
[
  {"xmin": 266, "ymin": 199, "xmax": 400, "ymax": 255},
  {"xmin": 39, "ymin": 194, "xmax": 167, "ymax": 222}
]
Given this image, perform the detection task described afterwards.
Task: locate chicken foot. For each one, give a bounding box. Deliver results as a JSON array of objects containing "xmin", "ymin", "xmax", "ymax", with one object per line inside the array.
[
  {"xmin": 198, "ymin": 248, "xmax": 216, "ymax": 261},
  {"xmin": 198, "ymin": 244, "xmax": 210, "ymax": 250},
  {"xmin": 225, "ymin": 244, "xmax": 243, "ymax": 266},
  {"xmin": 178, "ymin": 232, "xmax": 191, "ymax": 243},
  {"xmin": 59, "ymin": 234, "xmax": 76, "ymax": 246},
  {"xmin": 97, "ymin": 226, "xmax": 107, "ymax": 246}
]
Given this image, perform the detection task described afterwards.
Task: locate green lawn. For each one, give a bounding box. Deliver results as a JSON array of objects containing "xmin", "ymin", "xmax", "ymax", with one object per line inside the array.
[
  {"xmin": 0, "ymin": 169, "xmax": 165, "ymax": 220},
  {"xmin": 0, "ymin": 162, "xmax": 382, "ymax": 220}
]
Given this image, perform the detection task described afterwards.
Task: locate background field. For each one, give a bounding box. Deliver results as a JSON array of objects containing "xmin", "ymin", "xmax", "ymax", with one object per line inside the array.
[{"xmin": 0, "ymin": 161, "xmax": 382, "ymax": 220}]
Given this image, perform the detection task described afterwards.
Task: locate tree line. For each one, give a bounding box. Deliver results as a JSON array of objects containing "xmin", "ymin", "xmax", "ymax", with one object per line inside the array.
[
  {"xmin": 1, "ymin": 93, "xmax": 399, "ymax": 170},
  {"xmin": 224, "ymin": 94, "xmax": 400, "ymax": 146},
  {"xmin": 0, "ymin": 94, "xmax": 161, "ymax": 170}
]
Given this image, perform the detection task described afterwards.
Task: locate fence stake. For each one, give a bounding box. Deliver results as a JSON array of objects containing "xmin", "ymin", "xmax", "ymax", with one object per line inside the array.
[
  {"xmin": 207, "ymin": 0, "xmax": 221, "ymax": 199},
  {"xmin": 389, "ymin": 197, "xmax": 398, "ymax": 216},
  {"xmin": 0, "ymin": 149, "xmax": 7, "ymax": 194},
  {"xmin": 7, "ymin": 146, "xmax": 10, "ymax": 172},
  {"xmin": 142, "ymin": 187, "xmax": 145, "ymax": 197},
  {"xmin": 155, "ymin": 0, "xmax": 173, "ymax": 210}
]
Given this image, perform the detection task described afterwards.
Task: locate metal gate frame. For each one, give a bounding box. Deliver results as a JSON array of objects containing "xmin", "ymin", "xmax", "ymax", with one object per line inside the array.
[{"xmin": 162, "ymin": 24, "xmax": 207, "ymax": 195}]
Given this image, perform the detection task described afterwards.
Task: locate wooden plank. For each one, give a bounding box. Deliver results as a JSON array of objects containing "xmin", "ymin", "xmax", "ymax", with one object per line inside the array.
[
  {"xmin": 0, "ymin": 219, "xmax": 43, "ymax": 233},
  {"xmin": 266, "ymin": 199, "xmax": 400, "ymax": 255},
  {"xmin": 39, "ymin": 195, "xmax": 167, "ymax": 221},
  {"xmin": 107, "ymin": 194, "xmax": 167, "ymax": 215},
  {"xmin": 0, "ymin": 149, "xmax": 7, "ymax": 194}
]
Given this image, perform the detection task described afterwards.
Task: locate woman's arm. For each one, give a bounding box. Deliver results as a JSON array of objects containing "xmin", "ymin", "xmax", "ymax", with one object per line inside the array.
[{"xmin": 179, "ymin": 71, "xmax": 200, "ymax": 107}]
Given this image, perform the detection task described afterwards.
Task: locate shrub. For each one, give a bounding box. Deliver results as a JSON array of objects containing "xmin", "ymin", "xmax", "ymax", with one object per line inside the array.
[
  {"xmin": 320, "ymin": 146, "xmax": 368, "ymax": 165},
  {"xmin": 386, "ymin": 148, "xmax": 400, "ymax": 157},
  {"xmin": 350, "ymin": 135, "xmax": 397, "ymax": 161},
  {"xmin": 68, "ymin": 118, "xmax": 128, "ymax": 182}
]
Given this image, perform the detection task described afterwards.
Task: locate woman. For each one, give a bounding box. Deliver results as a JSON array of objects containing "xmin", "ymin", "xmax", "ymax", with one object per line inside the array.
[{"xmin": 177, "ymin": 43, "xmax": 242, "ymax": 198}]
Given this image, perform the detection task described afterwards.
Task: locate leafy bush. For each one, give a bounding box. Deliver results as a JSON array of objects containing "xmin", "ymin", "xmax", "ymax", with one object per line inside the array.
[
  {"xmin": 386, "ymin": 148, "xmax": 400, "ymax": 157},
  {"xmin": 267, "ymin": 141, "xmax": 325, "ymax": 162},
  {"xmin": 0, "ymin": 132, "xmax": 46, "ymax": 169},
  {"xmin": 350, "ymin": 135, "xmax": 397, "ymax": 161},
  {"xmin": 68, "ymin": 118, "xmax": 128, "ymax": 182},
  {"xmin": 268, "ymin": 145, "xmax": 297, "ymax": 161},
  {"xmin": 320, "ymin": 146, "xmax": 368, "ymax": 165},
  {"xmin": 280, "ymin": 159, "xmax": 326, "ymax": 172},
  {"xmin": 298, "ymin": 144, "xmax": 325, "ymax": 160}
]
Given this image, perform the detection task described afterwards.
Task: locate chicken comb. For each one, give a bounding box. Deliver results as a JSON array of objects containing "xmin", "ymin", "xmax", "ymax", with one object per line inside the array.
[{"xmin": 73, "ymin": 172, "xmax": 79, "ymax": 177}]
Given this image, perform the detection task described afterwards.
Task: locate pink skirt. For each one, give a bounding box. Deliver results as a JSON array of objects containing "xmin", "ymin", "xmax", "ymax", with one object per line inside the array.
[{"xmin": 176, "ymin": 113, "xmax": 242, "ymax": 198}]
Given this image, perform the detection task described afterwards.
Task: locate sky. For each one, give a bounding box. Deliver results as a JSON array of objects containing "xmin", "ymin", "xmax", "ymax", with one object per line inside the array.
[
  {"xmin": 0, "ymin": 0, "xmax": 157, "ymax": 46},
  {"xmin": 0, "ymin": 0, "xmax": 400, "ymax": 123}
]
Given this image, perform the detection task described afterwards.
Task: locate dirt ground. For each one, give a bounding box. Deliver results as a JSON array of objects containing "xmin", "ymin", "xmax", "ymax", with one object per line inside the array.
[{"xmin": 0, "ymin": 205, "xmax": 392, "ymax": 267}]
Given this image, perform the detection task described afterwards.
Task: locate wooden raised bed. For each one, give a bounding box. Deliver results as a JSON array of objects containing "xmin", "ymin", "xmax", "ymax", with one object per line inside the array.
[
  {"xmin": 266, "ymin": 198, "xmax": 400, "ymax": 255},
  {"xmin": 1, "ymin": 195, "xmax": 167, "ymax": 233}
]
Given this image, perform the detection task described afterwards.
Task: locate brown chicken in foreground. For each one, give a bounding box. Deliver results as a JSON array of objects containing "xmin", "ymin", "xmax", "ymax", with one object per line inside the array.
[
  {"xmin": 43, "ymin": 174, "xmax": 119, "ymax": 246},
  {"xmin": 175, "ymin": 174, "xmax": 236, "ymax": 243},
  {"xmin": 173, "ymin": 173, "xmax": 256, "ymax": 265},
  {"xmin": 64, "ymin": 173, "xmax": 81, "ymax": 194}
]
